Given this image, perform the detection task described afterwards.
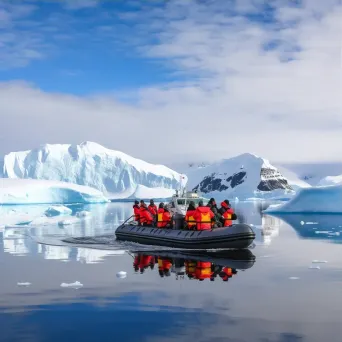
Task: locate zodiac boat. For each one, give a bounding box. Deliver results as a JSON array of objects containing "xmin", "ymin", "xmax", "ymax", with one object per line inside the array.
[{"xmin": 115, "ymin": 212, "xmax": 255, "ymax": 249}]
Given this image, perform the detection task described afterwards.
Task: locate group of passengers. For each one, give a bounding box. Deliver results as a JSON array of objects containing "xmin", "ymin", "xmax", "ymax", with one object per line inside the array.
[{"xmin": 132, "ymin": 198, "xmax": 237, "ymax": 231}]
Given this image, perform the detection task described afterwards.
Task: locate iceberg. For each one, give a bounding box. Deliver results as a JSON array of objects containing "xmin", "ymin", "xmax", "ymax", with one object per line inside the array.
[
  {"xmin": 0, "ymin": 178, "xmax": 109, "ymax": 205},
  {"xmin": 265, "ymin": 185, "xmax": 342, "ymax": 213},
  {"xmin": 1, "ymin": 141, "xmax": 186, "ymax": 200},
  {"xmin": 45, "ymin": 205, "xmax": 72, "ymax": 217}
]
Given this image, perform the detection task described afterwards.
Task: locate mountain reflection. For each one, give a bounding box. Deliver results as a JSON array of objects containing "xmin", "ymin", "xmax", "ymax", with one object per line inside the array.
[{"xmin": 131, "ymin": 249, "xmax": 255, "ymax": 282}]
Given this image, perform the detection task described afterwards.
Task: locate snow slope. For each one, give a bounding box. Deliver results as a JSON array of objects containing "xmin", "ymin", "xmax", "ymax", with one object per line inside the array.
[
  {"xmin": 317, "ymin": 175, "xmax": 342, "ymax": 186},
  {"xmin": 264, "ymin": 185, "xmax": 342, "ymax": 213},
  {"xmin": 185, "ymin": 153, "xmax": 296, "ymax": 200},
  {"xmin": 1, "ymin": 141, "xmax": 186, "ymax": 200},
  {"xmin": 273, "ymin": 165, "xmax": 311, "ymax": 190},
  {"xmin": 280, "ymin": 162, "xmax": 342, "ymax": 186},
  {"xmin": 0, "ymin": 178, "xmax": 109, "ymax": 205}
]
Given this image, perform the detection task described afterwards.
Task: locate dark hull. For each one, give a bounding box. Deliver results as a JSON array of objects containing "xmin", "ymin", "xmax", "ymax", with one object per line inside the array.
[{"xmin": 115, "ymin": 223, "xmax": 255, "ymax": 249}]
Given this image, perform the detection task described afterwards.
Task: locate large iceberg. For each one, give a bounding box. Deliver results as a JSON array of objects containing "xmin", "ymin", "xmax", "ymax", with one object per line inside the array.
[
  {"xmin": 264, "ymin": 185, "xmax": 342, "ymax": 213},
  {"xmin": 1, "ymin": 141, "xmax": 186, "ymax": 200},
  {"xmin": 0, "ymin": 178, "xmax": 109, "ymax": 205},
  {"xmin": 185, "ymin": 153, "xmax": 305, "ymax": 200}
]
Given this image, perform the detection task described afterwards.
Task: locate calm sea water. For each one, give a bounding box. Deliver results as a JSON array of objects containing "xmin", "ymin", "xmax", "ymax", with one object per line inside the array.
[{"xmin": 1, "ymin": 201, "xmax": 342, "ymax": 342}]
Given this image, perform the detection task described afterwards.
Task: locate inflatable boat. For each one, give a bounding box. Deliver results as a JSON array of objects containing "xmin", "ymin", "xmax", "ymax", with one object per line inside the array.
[{"xmin": 115, "ymin": 222, "xmax": 255, "ymax": 249}]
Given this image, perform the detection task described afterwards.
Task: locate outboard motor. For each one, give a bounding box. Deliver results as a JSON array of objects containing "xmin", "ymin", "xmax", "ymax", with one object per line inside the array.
[{"xmin": 173, "ymin": 213, "xmax": 185, "ymax": 230}]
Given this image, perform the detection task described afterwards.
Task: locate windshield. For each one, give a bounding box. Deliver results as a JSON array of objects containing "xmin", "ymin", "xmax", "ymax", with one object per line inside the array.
[{"xmin": 176, "ymin": 198, "xmax": 207, "ymax": 206}]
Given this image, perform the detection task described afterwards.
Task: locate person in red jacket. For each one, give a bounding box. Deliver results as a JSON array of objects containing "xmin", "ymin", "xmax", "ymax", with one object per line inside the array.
[
  {"xmin": 157, "ymin": 202, "xmax": 165, "ymax": 228},
  {"xmin": 219, "ymin": 200, "xmax": 236, "ymax": 227},
  {"xmin": 148, "ymin": 199, "xmax": 158, "ymax": 216},
  {"xmin": 193, "ymin": 200, "xmax": 214, "ymax": 230},
  {"xmin": 185, "ymin": 201, "xmax": 196, "ymax": 230},
  {"xmin": 162, "ymin": 206, "xmax": 172, "ymax": 228},
  {"xmin": 139, "ymin": 201, "xmax": 153, "ymax": 226},
  {"xmin": 133, "ymin": 200, "xmax": 140, "ymax": 224}
]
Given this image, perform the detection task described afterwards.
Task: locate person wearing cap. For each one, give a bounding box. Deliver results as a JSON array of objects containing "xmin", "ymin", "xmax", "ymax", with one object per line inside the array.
[
  {"xmin": 219, "ymin": 200, "xmax": 237, "ymax": 227},
  {"xmin": 193, "ymin": 200, "xmax": 215, "ymax": 230},
  {"xmin": 133, "ymin": 200, "xmax": 140, "ymax": 224},
  {"xmin": 207, "ymin": 198, "xmax": 223, "ymax": 227},
  {"xmin": 139, "ymin": 200, "xmax": 153, "ymax": 226}
]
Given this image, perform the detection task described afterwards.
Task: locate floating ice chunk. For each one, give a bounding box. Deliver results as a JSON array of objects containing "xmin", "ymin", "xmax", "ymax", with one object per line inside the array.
[
  {"xmin": 312, "ymin": 260, "xmax": 327, "ymax": 263},
  {"xmin": 305, "ymin": 222, "xmax": 318, "ymax": 225},
  {"xmin": 58, "ymin": 220, "xmax": 73, "ymax": 226},
  {"xmin": 76, "ymin": 210, "xmax": 91, "ymax": 218},
  {"xmin": 60, "ymin": 281, "xmax": 83, "ymax": 288},
  {"xmin": 116, "ymin": 271, "xmax": 127, "ymax": 279},
  {"xmin": 309, "ymin": 265, "xmax": 320, "ymax": 269},
  {"xmin": 17, "ymin": 282, "xmax": 31, "ymax": 286},
  {"xmin": 45, "ymin": 205, "xmax": 72, "ymax": 217},
  {"xmin": 289, "ymin": 277, "xmax": 299, "ymax": 280},
  {"xmin": 300, "ymin": 221, "xmax": 305, "ymax": 225}
]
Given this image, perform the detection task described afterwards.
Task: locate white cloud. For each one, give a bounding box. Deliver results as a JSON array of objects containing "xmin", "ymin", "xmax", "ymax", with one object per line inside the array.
[{"xmin": 0, "ymin": 0, "xmax": 341, "ymax": 165}]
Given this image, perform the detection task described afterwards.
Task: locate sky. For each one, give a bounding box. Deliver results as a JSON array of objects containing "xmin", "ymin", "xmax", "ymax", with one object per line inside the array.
[{"xmin": 0, "ymin": 0, "xmax": 341, "ymax": 165}]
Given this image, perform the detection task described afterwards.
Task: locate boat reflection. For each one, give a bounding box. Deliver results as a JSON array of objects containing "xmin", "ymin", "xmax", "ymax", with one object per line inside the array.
[{"xmin": 131, "ymin": 249, "xmax": 255, "ymax": 281}]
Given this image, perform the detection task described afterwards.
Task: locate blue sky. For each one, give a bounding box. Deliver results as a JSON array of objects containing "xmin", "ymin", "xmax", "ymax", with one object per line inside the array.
[{"xmin": 0, "ymin": 0, "xmax": 340, "ymax": 164}]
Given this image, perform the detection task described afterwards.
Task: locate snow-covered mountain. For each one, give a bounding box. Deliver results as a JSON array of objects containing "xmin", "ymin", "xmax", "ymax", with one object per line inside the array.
[
  {"xmin": 185, "ymin": 153, "xmax": 307, "ymax": 200},
  {"xmin": 1, "ymin": 142, "xmax": 186, "ymax": 200}
]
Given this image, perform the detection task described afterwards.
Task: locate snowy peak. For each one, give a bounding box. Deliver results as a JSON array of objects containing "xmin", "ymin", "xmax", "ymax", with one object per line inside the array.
[
  {"xmin": 186, "ymin": 153, "xmax": 294, "ymax": 199},
  {"xmin": 2, "ymin": 142, "xmax": 186, "ymax": 199}
]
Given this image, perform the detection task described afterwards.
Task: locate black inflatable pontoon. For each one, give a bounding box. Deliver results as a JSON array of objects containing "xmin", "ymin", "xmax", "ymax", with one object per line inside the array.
[{"xmin": 115, "ymin": 223, "xmax": 255, "ymax": 249}]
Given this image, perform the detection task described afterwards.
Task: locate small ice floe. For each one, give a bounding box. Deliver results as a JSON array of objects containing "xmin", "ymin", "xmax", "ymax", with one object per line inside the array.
[
  {"xmin": 312, "ymin": 260, "xmax": 327, "ymax": 264},
  {"xmin": 300, "ymin": 221, "xmax": 305, "ymax": 225},
  {"xmin": 17, "ymin": 282, "xmax": 31, "ymax": 286},
  {"xmin": 309, "ymin": 265, "xmax": 320, "ymax": 270},
  {"xmin": 289, "ymin": 277, "xmax": 299, "ymax": 280},
  {"xmin": 58, "ymin": 219, "xmax": 73, "ymax": 226},
  {"xmin": 116, "ymin": 271, "xmax": 127, "ymax": 279},
  {"xmin": 45, "ymin": 205, "xmax": 72, "ymax": 217},
  {"xmin": 305, "ymin": 222, "xmax": 318, "ymax": 225},
  {"xmin": 76, "ymin": 211, "xmax": 91, "ymax": 218},
  {"xmin": 60, "ymin": 281, "xmax": 83, "ymax": 289}
]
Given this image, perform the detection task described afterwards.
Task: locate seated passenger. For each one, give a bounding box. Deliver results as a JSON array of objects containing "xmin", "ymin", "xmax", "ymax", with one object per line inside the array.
[
  {"xmin": 185, "ymin": 201, "xmax": 196, "ymax": 230},
  {"xmin": 139, "ymin": 201, "xmax": 153, "ymax": 226},
  {"xmin": 157, "ymin": 202, "xmax": 165, "ymax": 228},
  {"xmin": 162, "ymin": 206, "xmax": 172, "ymax": 228},
  {"xmin": 207, "ymin": 198, "xmax": 222, "ymax": 227},
  {"xmin": 219, "ymin": 200, "xmax": 236, "ymax": 227},
  {"xmin": 193, "ymin": 200, "xmax": 215, "ymax": 230},
  {"xmin": 133, "ymin": 200, "xmax": 140, "ymax": 223},
  {"xmin": 148, "ymin": 199, "xmax": 158, "ymax": 216}
]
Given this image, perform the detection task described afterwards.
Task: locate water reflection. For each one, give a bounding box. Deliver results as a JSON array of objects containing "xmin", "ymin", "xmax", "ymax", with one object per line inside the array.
[
  {"xmin": 269, "ymin": 213, "xmax": 342, "ymax": 243},
  {"xmin": 132, "ymin": 249, "xmax": 255, "ymax": 282}
]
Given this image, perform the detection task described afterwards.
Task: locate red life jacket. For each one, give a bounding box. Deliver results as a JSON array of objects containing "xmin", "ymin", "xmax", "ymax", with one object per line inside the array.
[
  {"xmin": 139, "ymin": 255, "xmax": 153, "ymax": 271},
  {"xmin": 148, "ymin": 204, "xmax": 157, "ymax": 216},
  {"xmin": 140, "ymin": 206, "xmax": 153, "ymax": 225},
  {"xmin": 220, "ymin": 267, "xmax": 233, "ymax": 281},
  {"xmin": 195, "ymin": 262, "xmax": 212, "ymax": 280},
  {"xmin": 194, "ymin": 206, "xmax": 214, "ymax": 230},
  {"xmin": 221, "ymin": 202, "xmax": 234, "ymax": 227},
  {"xmin": 185, "ymin": 209, "xmax": 196, "ymax": 229},
  {"xmin": 162, "ymin": 211, "xmax": 171, "ymax": 227},
  {"xmin": 157, "ymin": 208, "xmax": 165, "ymax": 228},
  {"xmin": 133, "ymin": 204, "xmax": 140, "ymax": 221}
]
